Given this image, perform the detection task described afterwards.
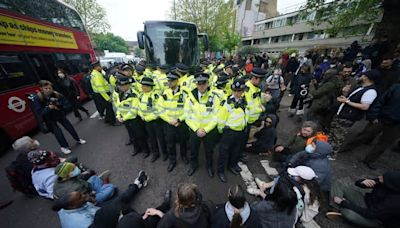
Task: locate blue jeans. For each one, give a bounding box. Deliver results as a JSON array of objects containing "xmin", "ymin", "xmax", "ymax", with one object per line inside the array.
[{"xmin": 87, "ymin": 176, "xmax": 115, "ymax": 203}]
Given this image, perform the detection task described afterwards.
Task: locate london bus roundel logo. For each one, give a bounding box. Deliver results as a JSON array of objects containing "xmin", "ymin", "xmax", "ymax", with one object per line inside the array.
[{"xmin": 8, "ymin": 96, "xmax": 26, "ymax": 113}]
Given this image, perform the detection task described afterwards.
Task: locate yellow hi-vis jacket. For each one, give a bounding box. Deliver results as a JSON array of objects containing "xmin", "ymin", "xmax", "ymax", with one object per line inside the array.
[
  {"xmin": 138, "ymin": 91, "xmax": 162, "ymax": 122},
  {"xmin": 91, "ymin": 69, "xmax": 111, "ymax": 101},
  {"xmin": 217, "ymin": 96, "xmax": 249, "ymax": 133},
  {"xmin": 113, "ymin": 90, "xmax": 139, "ymax": 121},
  {"xmin": 154, "ymin": 72, "xmax": 169, "ymax": 94},
  {"xmin": 245, "ymin": 81, "xmax": 263, "ymax": 124},
  {"xmin": 158, "ymin": 86, "xmax": 187, "ymax": 123},
  {"xmin": 184, "ymin": 88, "xmax": 221, "ymax": 133},
  {"xmin": 133, "ymin": 72, "xmax": 143, "ymax": 92},
  {"xmin": 211, "ymin": 87, "xmax": 228, "ymax": 102}
]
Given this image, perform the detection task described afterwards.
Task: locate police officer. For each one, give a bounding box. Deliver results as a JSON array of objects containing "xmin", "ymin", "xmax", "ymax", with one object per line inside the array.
[
  {"xmin": 90, "ymin": 61, "xmax": 116, "ymax": 125},
  {"xmin": 154, "ymin": 64, "xmax": 170, "ymax": 94},
  {"xmin": 212, "ymin": 72, "xmax": 230, "ymax": 101},
  {"xmin": 184, "ymin": 73, "xmax": 221, "ymax": 177},
  {"xmin": 109, "ymin": 64, "xmax": 134, "ymax": 90},
  {"xmin": 114, "ymin": 74, "xmax": 149, "ymax": 156},
  {"xmin": 159, "ymin": 71, "xmax": 189, "ymax": 172},
  {"xmin": 216, "ymin": 78, "xmax": 248, "ymax": 182},
  {"xmin": 133, "ymin": 64, "xmax": 145, "ymax": 92},
  {"xmin": 175, "ymin": 63, "xmax": 190, "ymax": 88},
  {"xmin": 138, "ymin": 77, "xmax": 167, "ymax": 162}
]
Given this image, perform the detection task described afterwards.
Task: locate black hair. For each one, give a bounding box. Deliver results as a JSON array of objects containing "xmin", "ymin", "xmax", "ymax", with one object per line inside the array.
[
  {"xmin": 228, "ymin": 185, "xmax": 246, "ymax": 228},
  {"xmin": 52, "ymin": 194, "xmax": 72, "ymax": 211},
  {"xmin": 266, "ymin": 179, "xmax": 297, "ymax": 215},
  {"xmin": 298, "ymin": 179, "xmax": 321, "ymax": 205}
]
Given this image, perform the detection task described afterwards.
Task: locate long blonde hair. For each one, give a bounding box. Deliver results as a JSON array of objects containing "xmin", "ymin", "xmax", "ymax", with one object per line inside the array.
[{"xmin": 174, "ymin": 183, "xmax": 198, "ymax": 217}]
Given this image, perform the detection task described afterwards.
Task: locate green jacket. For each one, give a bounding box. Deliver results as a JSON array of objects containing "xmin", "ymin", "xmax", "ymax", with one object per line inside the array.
[
  {"xmin": 285, "ymin": 134, "xmax": 308, "ymax": 155},
  {"xmin": 309, "ymin": 76, "xmax": 341, "ymax": 114}
]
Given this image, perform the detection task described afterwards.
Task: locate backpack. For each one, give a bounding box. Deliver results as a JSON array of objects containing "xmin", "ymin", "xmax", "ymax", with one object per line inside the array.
[
  {"xmin": 5, "ymin": 153, "xmax": 37, "ymax": 196},
  {"xmin": 80, "ymin": 72, "xmax": 94, "ymax": 96}
]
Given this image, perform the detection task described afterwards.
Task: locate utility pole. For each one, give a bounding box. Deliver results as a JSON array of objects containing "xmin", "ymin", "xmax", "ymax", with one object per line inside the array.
[{"xmin": 174, "ymin": 0, "xmax": 177, "ymax": 20}]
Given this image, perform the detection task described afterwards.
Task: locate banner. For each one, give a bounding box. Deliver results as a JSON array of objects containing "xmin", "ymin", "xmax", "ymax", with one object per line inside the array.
[{"xmin": 0, "ymin": 14, "xmax": 78, "ymax": 49}]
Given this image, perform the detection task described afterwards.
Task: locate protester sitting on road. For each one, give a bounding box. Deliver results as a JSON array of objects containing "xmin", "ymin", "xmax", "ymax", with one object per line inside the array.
[
  {"xmin": 327, "ymin": 172, "xmax": 400, "ymax": 228},
  {"xmin": 252, "ymin": 175, "xmax": 298, "ymax": 228},
  {"xmin": 211, "ymin": 184, "xmax": 261, "ymax": 228},
  {"xmin": 288, "ymin": 139, "xmax": 332, "ymax": 193},
  {"xmin": 273, "ymin": 121, "xmax": 317, "ymax": 165},
  {"xmin": 155, "ymin": 183, "xmax": 212, "ymax": 228},
  {"xmin": 33, "ymin": 80, "xmax": 86, "ymax": 154},
  {"xmin": 28, "ymin": 149, "xmax": 60, "ymax": 199},
  {"xmin": 53, "ymin": 162, "xmax": 115, "ymax": 205},
  {"xmin": 246, "ymin": 114, "xmax": 277, "ymax": 155}
]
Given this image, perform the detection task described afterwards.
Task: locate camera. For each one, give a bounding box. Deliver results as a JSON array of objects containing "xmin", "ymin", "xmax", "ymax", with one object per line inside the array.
[{"xmin": 49, "ymin": 97, "xmax": 62, "ymax": 108}]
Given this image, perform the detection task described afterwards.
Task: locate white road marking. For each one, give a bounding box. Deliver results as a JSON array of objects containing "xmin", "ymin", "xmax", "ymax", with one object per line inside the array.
[
  {"xmin": 90, "ymin": 111, "xmax": 99, "ymax": 119},
  {"xmin": 238, "ymin": 162, "xmax": 261, "ymax": 196},
  {"xmin": 260, "ymin": 160, "xmax": 279, "ymax": 176}
]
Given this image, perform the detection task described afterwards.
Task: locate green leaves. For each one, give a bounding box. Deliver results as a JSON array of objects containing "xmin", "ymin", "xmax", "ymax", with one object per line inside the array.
[{"xmin": 92, "ymin": 33, "xmax": 129, "ymax": 53}]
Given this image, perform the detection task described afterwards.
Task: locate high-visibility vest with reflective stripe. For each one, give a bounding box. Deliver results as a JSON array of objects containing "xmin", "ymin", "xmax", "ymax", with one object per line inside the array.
[
  {"xmin": 211, "ymin": 88, "xmax": 228, "ymax": 102},
  {"xmin": 91, "ymin": 69, "xmax": 110, "ymax": 101},
  {"xmin": 113, "ymin": 90, "xmax": 139, "ymax": 121},
  {"xmin": 245, "ymin": 81, "xmax": 263, "ymax": 124},
  {"xmin": 158, "ymin": 87, "xmax": 187, "ymax": 123},
  {"xmin": 184, "ymin": 89, "xmax": 221, "ymax": 133},
  {"xmin": 144, "ymin": 68, "xmax": 154, "ymax": 78},
  {"xmin": 133, "ymin": 72, "xmax": 143, "ymax": 92},
  {"xmin": 138, "ymin": 91, "xmax": 161, "ymax": 122},
  {"xmin": 217, "ymin": 97, "xmax": 248, "ymax": 133},
  {"xmin": 154, "ymin": 73, "xmax": 169, "ymax": 94}
]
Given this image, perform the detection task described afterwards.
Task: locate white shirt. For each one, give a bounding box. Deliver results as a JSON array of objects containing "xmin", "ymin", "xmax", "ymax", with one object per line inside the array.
[
  {"xmin": 31, "ymin": 167, "xmax": 58, "ymax": 199},
  {"xmin": 337, "ymin": 87, "xmax": 377, "ymax": 115}
]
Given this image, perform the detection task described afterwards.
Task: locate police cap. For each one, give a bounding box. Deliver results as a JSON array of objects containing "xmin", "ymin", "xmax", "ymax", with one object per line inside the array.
[
  {"xmin": 141, "ymin": 77, "xmax": 155, "ymax": 86},
  {"xmin": 121, "ymin": 64, "xmax": 133, "ymax": 71},
  {"xmin": 251, "ymin": 67, "xmax": 267, "ymax": 78},
  {"xmin": 116, "ymin": 75, "xmax": 133, "ymax": 86},
  {"xmin": 231, "ymin": 78, "xmax": 246, "ymax": 91},
  {"xmin": 194, "ymin": 72, "xmax": 210, "ymax": 83},
  {"xmin": 160, "ymin": 64, "xmax": 170, "ymax": 71},
  {"xmin": 216, "ymin": 73, "xmax": 229, "ymax": 85},
  {"xmin": 175, "ymin": 63, "xmax": 189, "ymax": 73},
  {"xmin": 135, "ymin": 65, "xmax": 145, "ymax": 73},
  {"xmin": 167, "ymin": 71, "xmax": 180, "ymax": 81}
]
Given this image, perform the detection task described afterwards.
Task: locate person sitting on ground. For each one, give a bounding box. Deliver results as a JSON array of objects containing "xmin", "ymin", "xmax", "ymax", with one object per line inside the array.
[
  {"xmin": 28, "ymin": 149, "xmax": 60, "ymax": 199},
  {"xmin": 273, "ymin": 121, "xmax": 317, "ymax": 165},
  {"xmin": 252, "ymin": 174, "xmax": 298, "ymax": 228},
  {"xmin": 53, "ymin": 162, "xmax": 115, "ymax": 205},
  {"xmin": 327, "ymin": 171, "xmax": 400, "ymax": 228},
  {"xmin": 211, "ymin": 184, "xmax": 261, "ymax": 228},
  {"xmin": 288, "ymin": 139, "xmax": 332, "ymax": 193},
  {"xmin": 153, "ymin": 183, "xmax": 212, "ymax": 228},
  {"xmin": 246, "ymin": 115, "xmax": 277, "ymax": 155}
]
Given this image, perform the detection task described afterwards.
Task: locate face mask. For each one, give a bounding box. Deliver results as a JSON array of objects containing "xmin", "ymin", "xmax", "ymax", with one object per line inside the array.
[
  {"xmin": 305, "ymin": 144, "xmax": 315, "ymax": 153},
  {"xmin": 69, "ymin": 167, "xmax": 81, "ymax": 178},
  {"xmin": 356, "ymin": 59, "xmax": 362, "ymax": 64},
  {"xmin": 58, "ymin": 73, "xmax": 65, "ymax": 78},
  {"xmin": 330, "ymin": 64, "xmax": 336, "ymax": 68}
]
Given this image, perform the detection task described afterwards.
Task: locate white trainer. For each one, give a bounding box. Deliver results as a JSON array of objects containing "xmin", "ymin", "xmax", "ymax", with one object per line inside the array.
[
  {"xmin": 77, "ymin": 139, "xmax": 86, "ymax": 144},
  {"xmin": 61, "ymin": 147, "xmax": 72, "ymax": 154}
]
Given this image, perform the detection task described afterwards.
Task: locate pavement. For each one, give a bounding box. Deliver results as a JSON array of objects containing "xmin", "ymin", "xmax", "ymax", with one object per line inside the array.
[{"xmin": 0, "ymin": 95, "xmax": 399, "ymax": 227}]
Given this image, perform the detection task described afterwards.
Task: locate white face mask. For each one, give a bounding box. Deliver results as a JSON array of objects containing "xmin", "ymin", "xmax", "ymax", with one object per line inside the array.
[
  {"xmin": 58, "ymin": 73, "xmax": 65, "ymax": 78},
  {"xmin": 69, "ymin": 167, "xmax": 81, "ymax": 178},
  {"xmin": 305, "ymin": 144, "xmax": 316, "ymax": 153}
]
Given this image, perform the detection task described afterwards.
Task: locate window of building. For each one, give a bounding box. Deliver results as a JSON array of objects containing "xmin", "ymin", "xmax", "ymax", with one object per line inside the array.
[
  {"xmin": 253, "ymin": 39, "xmax": 260, "ymax": 45},
  {"xmin": 265, "ymin": 22, "xmax": 273, "ymax": 29},
  {"xmin": 260, "ymin": 38, "xmax": 269, "ymax": 44},
  {"xmin": 0, "ymin": 54, "xmax": 34, "ymax": 92},
  {"xmin": 280, "ymin": 35, "xmax": 291, "ymax": 42},
  {"xmin": 294, "ymin": 33, "xmax": 304, "ymax": 41},
  {"xmin": 271, "ymin": 36, "xmax": 279, "ymax": 43}
]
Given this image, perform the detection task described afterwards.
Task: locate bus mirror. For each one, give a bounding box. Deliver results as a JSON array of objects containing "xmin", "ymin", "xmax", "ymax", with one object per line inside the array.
[
  {"xmin": 198, "ymin": 33, "xmax": 209, "ymax": 51},
  {"xmin": 137, "ymin": 31, "xmax": 144, "ymax": 49}
]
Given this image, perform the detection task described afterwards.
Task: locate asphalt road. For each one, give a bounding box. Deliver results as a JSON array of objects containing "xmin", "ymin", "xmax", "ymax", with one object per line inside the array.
[{"xmin": 1, "ymin": 96, "xmax": 399, "ymax": 228}]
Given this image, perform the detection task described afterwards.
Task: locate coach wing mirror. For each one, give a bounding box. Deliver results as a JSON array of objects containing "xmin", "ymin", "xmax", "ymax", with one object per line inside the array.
[
  {"xmin": 137, "ymin": 31, "xmax": 144, "ymax": 49},
  {"xmin": 198, "ymin": 33, "xmax": 209, "ymax": 51}
]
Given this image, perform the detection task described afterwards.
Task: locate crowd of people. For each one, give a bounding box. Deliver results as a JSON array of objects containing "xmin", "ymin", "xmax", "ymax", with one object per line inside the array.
[{"xmin": 4, "ymin": 37, "xmax": 400, "ymax": 228}]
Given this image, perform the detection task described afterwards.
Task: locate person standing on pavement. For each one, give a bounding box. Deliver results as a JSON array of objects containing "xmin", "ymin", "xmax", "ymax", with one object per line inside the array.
[
  {"xmin": 158, "ymin": 71, "xmax": 189, "ymax": 172},
  {"xmin": 138, "ymin": 77, "xmax": 167, "ymax": 162},
  {"xmin": 340, "ymin": 83, "xmax": 400, "ymax": 170},
  {"xmin": 55, "ymin": 68, "xmax": 89, "ymax": 121},
  {"xmin": 184, "ymin": 73, "xmax": 221, "ymax": 177},
  {"xmin": 113, "ymin": 75, "xmax": 149, "ymax": 157},
  {"xmin": 328, "ymin": 70, "xmax": 379, "ymax": 157},
  {"xmin": 288, "ymin": 64, "xmax": 313, "ymax": 122},
  {"xmin": 90, "ymin": 61, "xmax": 116, "ymax": 125},
  {"xmin": 33, "ymin": 80, "xmax": 86, "ymax": 154},
  {"xmin": 216, "ymin": 78, "xmax": 248, "ymax": 183}
]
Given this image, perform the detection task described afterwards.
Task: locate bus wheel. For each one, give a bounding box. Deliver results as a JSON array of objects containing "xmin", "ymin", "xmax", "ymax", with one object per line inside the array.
[{"xmin": 0, "ymin": 131, "xmax": 10, "ymax": 155}]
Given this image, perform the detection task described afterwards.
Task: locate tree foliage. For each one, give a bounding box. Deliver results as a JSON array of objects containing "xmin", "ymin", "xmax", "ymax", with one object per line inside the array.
[
  {"xmin": 92, "ymin": 33, "xmax": 129, "ymax": 53},
  {"xmin": 238, "ymin": 46, "xmax": 260, "ymax": 56},
  {"xmin": 300, "ymin": 0, "xmax": 381, "ymax": 36},
  {"xmin": 169, "ymin": 0, "xmax": 239, "ymax": 52},
  {"xmin": 63, "ymin": 0, "xmax": 110, "ymax": 34}
]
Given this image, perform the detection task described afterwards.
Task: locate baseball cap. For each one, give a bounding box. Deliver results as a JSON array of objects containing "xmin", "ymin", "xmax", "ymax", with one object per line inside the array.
[{"xmin": 287, "ymin": 166, "xmax": 317, "ymax": 180}]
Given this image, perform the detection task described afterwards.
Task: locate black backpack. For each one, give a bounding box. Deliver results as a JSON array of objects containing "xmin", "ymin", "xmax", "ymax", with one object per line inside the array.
[
  {"xmin": 5, "ymin": 153, "xmax": 37, "ymax": 196},
  {"xmin": 80, "ymin": 72, "xmax": 94, "ymax": 96}
]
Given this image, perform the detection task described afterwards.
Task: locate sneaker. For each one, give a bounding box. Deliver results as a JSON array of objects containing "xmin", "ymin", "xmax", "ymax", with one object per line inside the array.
[
  {"xmin": 77, "ymin": 139, "xmax": 86, "ymax": 144},
  {"xmin": 61, "ymin": 147, "xmax": 72, "ymax": 154},
  {"xmin": 98, "ymin": 170, "xmax": 111, "ymax": 183},
  {"xmin": 98, "ymin": 116, "xmax": 105, "ymax": 120},
  {"xmin": 134, "ymin": 170, "xmax": 148, "ymax": 188},
  {"xmin": 326, "ymin": 211, "xmax": 342, "ymax": 221}
]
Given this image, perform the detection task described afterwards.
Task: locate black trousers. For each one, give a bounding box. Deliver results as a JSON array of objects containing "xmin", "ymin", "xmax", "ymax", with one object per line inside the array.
[
  {"xmin": 217, "ymin": 129, "xmax": 244, "ymax": 173},
  {"xmin": 290, "ymin": 95, "xmax": 305, "ymax": 111},
  {"xmin": 47, "ymin": 115, "xmax": 80, "ymax": 148},
  {"xmin": 68, "ymin": 97, "xmax": 88, "ymax": 119},
  {"xmin": 189, "ymin": 128, "xmax": 218, "ymax": 168},
  {"xmin": 91, "ymin": 184, "xmax": 169, "ymax": 228},
  {"xmin": 124, "ymin": 118, "xmax": 149, "ymax": 154},
  {"xmin": 164, "ymin": 122, "xmax": 188, "ymax": 164},
  {"xmin": 144, "ymin": 119, "xmax": 166, "ymax": 156},
  {"xmin": 92, "ymin": 93, "xmax": 115, "ymax": 124}
]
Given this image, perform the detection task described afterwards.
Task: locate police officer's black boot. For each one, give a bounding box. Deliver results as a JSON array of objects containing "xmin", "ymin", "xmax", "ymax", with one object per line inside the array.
[
  {"xmin": 167, "ymin": 162, "xmax": 176, "ymax": 172},
  {"xmin": 207, "ymin": 164, "xmax": 214, "ymax": 178},
  {"xmin": 218, "ymin": 171, "xmax": 227, "ymax": 183},
  {"xmin": 151, "ymin": 153, "xmax": 159, "ymax": 163}
]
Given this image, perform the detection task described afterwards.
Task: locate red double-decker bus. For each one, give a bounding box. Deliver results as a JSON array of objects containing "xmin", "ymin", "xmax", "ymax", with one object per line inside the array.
[{"xmin": 0, "ymin": 0, "xmax": 96, "ymax": 153}]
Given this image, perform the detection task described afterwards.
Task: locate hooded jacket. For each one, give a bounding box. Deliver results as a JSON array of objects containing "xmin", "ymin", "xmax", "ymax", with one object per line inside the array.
[
  {"xmin": 288, "ymin": 141, "xmax": 332, "ymax": 191},
  {"xmin": 251, "ymin": 114, "xmax": 278, "ymax": 152},
  {"xmin": 341, "ymin": 172, "xmax": 400, "ymax": 228},
  {"xmin": 309, "ymin": 73, "xmax": 341, "ymax": 114},
  {"xmin": 157, "ymin": 203, "xmax": 211, "ymax": 228},
  {"xmin": 211, "ymin": 202, "xmax": 261, "ymax": 228},
  {"xmin": 367, "ymin": 83, "xmax": 400, "ymax": 124}
]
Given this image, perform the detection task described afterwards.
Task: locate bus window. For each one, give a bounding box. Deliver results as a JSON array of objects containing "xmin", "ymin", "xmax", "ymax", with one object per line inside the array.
[
  {"xmin": 0, "ymin": 54, "xmax": 34, "ymax": 93},
  {"xmin": 27, "ymin": 54, "xmax": 53, "ymax": 82},
  {"xmin": 66, "ymin": 54, "xmax": 90, "ymax": 74},
  {"xmin": 42, "ymin": 54, "xmax": 57, "ymax": 79}
]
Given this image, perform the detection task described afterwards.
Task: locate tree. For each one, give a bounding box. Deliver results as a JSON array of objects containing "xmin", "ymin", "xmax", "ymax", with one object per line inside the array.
[
  {"xmin": 222, "ymin": 29, "xmax": 242, "ymax": 54},
  {"xmin": 134, "ymin": 47, "xmax": 144, "ymax": 58},
  {"xmin": 92, "ymin": 33, "xmax": 129, "ymax": 53},
  {"xmin": 301, "ymin": 0, "xmax": 400, "ymax": 51},
  {"xmin": 169, "ymin": 0, "xmax": 237, "ymax": 52},
  {"xmin": 63, "ymin": 0, "xmax": 110, "ymax": 34}
]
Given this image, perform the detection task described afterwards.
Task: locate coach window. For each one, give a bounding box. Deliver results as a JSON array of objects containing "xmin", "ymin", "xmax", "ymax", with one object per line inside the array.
[{"xmin": 0, "ymin": 54, "xmax": 34, "ymax": 93}]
